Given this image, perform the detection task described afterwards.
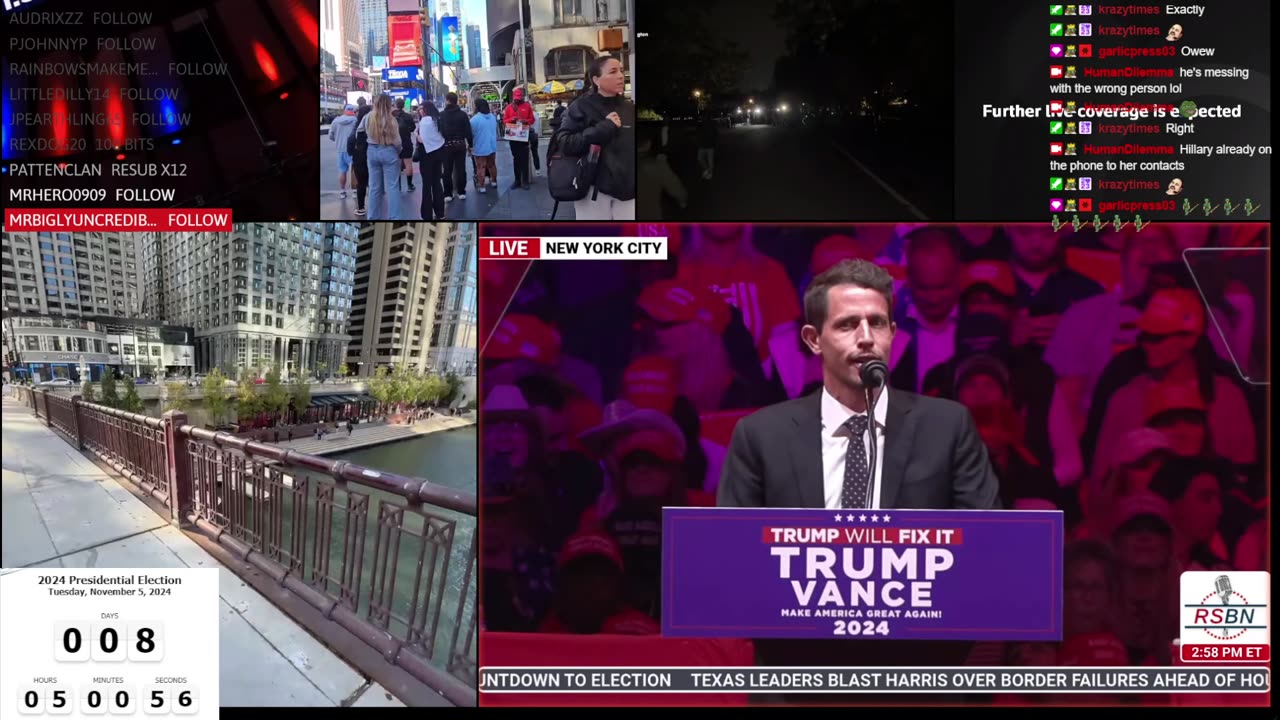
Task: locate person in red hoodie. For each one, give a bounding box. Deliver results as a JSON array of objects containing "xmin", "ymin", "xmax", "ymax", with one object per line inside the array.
[
  {"xmin": 539, "ymin": 531, "xmax": 660, "ymax": 635},
  {"xmin": 502, "ymin": 87, "xmax": 537, "ymax": 190}
]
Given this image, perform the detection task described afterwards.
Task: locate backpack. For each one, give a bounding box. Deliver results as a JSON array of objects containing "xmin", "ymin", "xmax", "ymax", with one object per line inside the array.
[
  {"xmin": 545, "ymin": 126, "xmax": 599, "ymax": 203},
  {"xmin": 347, "ymin": 129, "xmax": 367, "ymax": 156}
]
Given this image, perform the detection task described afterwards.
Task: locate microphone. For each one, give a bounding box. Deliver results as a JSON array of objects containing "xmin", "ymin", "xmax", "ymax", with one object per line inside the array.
[
  {"xmin": 1214, "ymin": 575, "xmax": 1232, "ymax": 604},
  {"xmin": 857, "ymin": 359, "xmax": 887, "ymax": 510},
  {"xmin": 859, "ymin": 359, "xmax": 888, "ymax": 388}
]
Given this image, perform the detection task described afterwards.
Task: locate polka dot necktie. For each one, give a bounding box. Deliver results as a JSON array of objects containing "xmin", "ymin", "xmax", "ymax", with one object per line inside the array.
[{"xmin": 841, "ymin": 415, "xmax": 870, "ymax": 509}]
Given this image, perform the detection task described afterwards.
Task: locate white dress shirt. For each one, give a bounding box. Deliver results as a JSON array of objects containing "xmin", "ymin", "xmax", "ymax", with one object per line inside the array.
[{"xmin": 821, "ymin": 385, "xmax": 888, "ymax": 510}]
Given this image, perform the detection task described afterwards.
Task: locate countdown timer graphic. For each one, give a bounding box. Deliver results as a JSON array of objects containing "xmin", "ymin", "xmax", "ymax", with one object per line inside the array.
[{"xmin": 0, "ymin": 568, "xmax": 219, "ymax": 717}]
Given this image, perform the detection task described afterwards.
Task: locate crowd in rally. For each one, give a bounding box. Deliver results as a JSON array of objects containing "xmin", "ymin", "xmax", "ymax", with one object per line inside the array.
[{"xmin": 480, "ymin": 223, "xmax": 1267, "ymax": 675}]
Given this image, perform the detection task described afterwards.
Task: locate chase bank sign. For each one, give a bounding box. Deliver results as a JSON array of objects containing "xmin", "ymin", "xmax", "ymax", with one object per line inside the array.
[{"xmin": 383, "ymin": 66, "xmax": 423, "ymax": 83}]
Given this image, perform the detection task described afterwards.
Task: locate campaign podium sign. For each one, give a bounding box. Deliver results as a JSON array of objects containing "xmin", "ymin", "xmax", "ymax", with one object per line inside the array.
[{"xmin": 661, "ymin": 508, "xmax": 1063, "ymax": 642}]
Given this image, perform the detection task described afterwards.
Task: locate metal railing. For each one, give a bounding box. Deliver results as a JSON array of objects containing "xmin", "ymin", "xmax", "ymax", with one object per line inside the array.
[{"xmin": 23, "ymin": 387, "xmax": 477, "ymax": 706}]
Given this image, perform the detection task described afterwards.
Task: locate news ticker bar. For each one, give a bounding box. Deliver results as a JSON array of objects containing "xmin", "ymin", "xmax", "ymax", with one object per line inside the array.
[
  {"xmin": 480, "ymin": 667, "xmax": 1271, "ymax": 694},
  {"xmin": 479, "ymin": 237, "xmax": 668, "ymax": 261}
]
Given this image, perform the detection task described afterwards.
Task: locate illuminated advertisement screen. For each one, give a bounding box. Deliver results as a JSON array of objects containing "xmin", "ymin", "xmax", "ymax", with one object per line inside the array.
[
  {"xmin": 388, "ymin": 14, "xmax": 422, "ymax": 67},
  {"xmin": 383, "ymin": 66, "xmax": 424, "ymax": 83},
  {"xmin": 440, "ymin": 16, "xmax": 461, "ymax": 63}
]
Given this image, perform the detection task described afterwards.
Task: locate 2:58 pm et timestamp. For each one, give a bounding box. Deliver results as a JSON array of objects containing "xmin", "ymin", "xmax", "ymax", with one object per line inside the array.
[{"xmin": 1180, "ymin": 644, "xmax": 1270, "ymax": 662}]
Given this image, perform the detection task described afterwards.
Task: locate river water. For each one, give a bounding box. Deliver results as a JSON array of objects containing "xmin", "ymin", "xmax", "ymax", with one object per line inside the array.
[{"xmin": 283, "ymin": 427, "xmax": 477, "ymax": 677}]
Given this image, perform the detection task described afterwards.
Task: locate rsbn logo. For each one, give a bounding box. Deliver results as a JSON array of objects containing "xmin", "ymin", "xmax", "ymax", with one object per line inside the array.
[
  {"xmin": 1179, "ymin": 571, "xmax": 1270, "ymax": 663},
  {"xmin": 3, "ymin": 0, "xmax": 37, "ymax": 12}
]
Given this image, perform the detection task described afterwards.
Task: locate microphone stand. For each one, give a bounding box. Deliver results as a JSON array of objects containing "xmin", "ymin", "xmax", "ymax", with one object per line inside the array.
[{"xmin": 864, "ymin": 383, "xmax": 879, "ymax": 510}]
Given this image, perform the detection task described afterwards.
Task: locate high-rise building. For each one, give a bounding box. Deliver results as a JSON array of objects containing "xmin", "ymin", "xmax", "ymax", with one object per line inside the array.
[
  {"xmin": 427, "ymin": 224, "xmax": 477, "ymax": 376},
  {"xmin": 2, "ymin": 231, "xmax": 145, "ymax": 318},
  {"xmin": 342, "ymin": 0, "xmax": 364, "ymax": 72},
  {"xmin": 141, "ymin": 223, "xmax": 359, "ymax": 378},
  {"xmin": 324, "ymin": 0, "xmax": 366, "ymax": 73},
  {"xmin": 348, "ymin": 223, "xmax": 474, "ymax": 377},
  {"xmin": 1, "ymin": 231, "xmax": 189, "ymax": 383},
  {"xmin": 466, "ymin": 24, "xmax": 483, "ymax": 69},
  {"xmin": 486, "ymin": 0, "xmax": 522, "ymax": 68},
  {"xmin": 359, "ymin": 0, "xmax": 390, "ymax": 68}
]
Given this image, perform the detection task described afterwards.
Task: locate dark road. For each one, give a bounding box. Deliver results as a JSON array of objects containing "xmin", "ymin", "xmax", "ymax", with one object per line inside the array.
[{"xmin": 649, "ymin": 120, "xmax": 952, "ymax": 222}]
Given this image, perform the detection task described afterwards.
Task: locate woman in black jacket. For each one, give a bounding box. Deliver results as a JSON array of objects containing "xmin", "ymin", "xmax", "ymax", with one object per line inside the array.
[
  {"xmin": 557, "ymin": 55, "xmax": 635, "ymax": 220},
  {"xmin": 351, "ymin": 102, "xmax": 373, "ymax": 217}
]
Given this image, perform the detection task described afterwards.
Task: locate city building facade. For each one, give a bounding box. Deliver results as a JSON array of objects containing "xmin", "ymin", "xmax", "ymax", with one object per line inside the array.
[
  {"xmin": 358, "ymin": 0, "xmax": 391, "ymax": 68},
  {"xmin": 321, "ymin": 0, "xmax": 364, "ymax": 72},
  {"xmin": 2, "ymin": 314, "xmax": 195, "ymax": 383},
  {"xmin": 486, "ymin": 0, "xmax": 524, "ymax": 69},
  {"xmin": 467, "ymin": 23, "xmax": 483, "ymax": 69},
  {"xmin": 2, "ymin": 231, "xmax": 145, "ymax": 320},
  {"xmin": 141, "ymin": 223, "xmax": 358, "ymax": 380},
  {"xmin": 530, "ymin": 0, "xmax": 631, "ymax": 91},
  {"xmin": 427, "ymin": 225, "xmax": 477, "ymax": 376},
  {"xmin": 348, "ymin": 223, "xmax": 475, "ymax": 377}
]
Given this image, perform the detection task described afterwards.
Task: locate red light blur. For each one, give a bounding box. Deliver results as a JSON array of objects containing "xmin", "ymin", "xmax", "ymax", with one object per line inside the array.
[
  {"xmin": 115, "ymin": 153, "xmax": 126, "ymax": 160},
  {"xmin": 289, "ymin": 2, "xmax": 319, "ymax": 50},
  {"xmin": 51, "ymin": 95, "xmax": 69, "ymax": 157},
  {"xmin": 253, "ymin": 42, "xmax": 280, "ymax": 83},
  {"xmin": 279, "ymin": 92, "xmax": 290, "ymax": 100},
  {"xmin": 106, "ymin": 85, "xmax": 125, "ymax": 148}
]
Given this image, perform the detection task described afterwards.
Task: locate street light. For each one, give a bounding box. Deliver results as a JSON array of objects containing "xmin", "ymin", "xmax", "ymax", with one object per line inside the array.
[{"xmin": 692, "ymin": 89, "xmax": 702, "ymax": 98}]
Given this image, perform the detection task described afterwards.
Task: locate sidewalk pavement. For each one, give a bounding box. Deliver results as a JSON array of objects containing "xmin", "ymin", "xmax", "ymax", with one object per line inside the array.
[
  {"xmin": 264, "ymin": 414, "xmax": 474, "ymax": 456},
  {"xmin": 0, "ymin": 395, "xmax": 405, "ymax": 708},
  {"xmin": 320, "ymin": 130, "xmax": 571, "ymax": 221}
]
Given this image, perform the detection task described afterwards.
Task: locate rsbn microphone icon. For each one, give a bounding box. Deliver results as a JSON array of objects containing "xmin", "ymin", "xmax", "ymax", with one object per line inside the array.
[
  {"xmin": 1213, "ymin": 575, "xmax": 1232, "ymax": 639},
  {"xmin": 1214, "ymin": 575, "xmax": 1232, "ymax": 604}
]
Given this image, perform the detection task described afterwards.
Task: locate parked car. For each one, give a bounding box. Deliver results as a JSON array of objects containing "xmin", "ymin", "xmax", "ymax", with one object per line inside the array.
[{"xmin": 39, "ymin": 378, "xmax": 75, "ymax": 387}]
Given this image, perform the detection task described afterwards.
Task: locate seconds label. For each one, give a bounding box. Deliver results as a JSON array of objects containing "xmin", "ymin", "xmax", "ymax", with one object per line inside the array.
[{"xmin": 0, "ymin": 569, "xmax": 219, "ymax": 717}]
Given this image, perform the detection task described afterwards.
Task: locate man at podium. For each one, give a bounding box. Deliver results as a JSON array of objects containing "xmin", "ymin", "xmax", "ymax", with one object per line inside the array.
[
  {"xmin": 718, "ymin": 258, "xmax": 1001, "ymax": 513},
  {"xmin": 717, "ymin": 258, "xmax": 1003, "ymax": 703}
]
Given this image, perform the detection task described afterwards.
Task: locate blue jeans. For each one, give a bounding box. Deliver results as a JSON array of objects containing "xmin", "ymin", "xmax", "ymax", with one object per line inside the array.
[{"xmin": 366, "ymin": 143, "xmax": 402, "ymax": 220}]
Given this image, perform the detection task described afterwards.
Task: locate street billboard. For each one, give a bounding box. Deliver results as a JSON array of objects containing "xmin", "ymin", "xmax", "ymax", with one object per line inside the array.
[
  {"xmin": 383, "ymin": 66, "xmax": 424, "ymax": 83},
  {"xmin": 372, "ymin": 56, "xmax": 389, "ymax": 71},
  {"xmin": 388, "ymin": 14, "xmax": 422, "ymax": 67},
  {"xmin": 387, "ymin": 87, "xmax": 426, "ymax": 107},
  {"xmin": 441, "ymin": 16, "xmax": 461, "ymax": 63}
]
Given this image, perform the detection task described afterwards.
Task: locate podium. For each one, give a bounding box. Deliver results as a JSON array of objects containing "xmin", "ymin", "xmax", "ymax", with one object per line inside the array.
[{"xmin": 661, "ymin": 508, "xmax": 1064, "ymax": 642}]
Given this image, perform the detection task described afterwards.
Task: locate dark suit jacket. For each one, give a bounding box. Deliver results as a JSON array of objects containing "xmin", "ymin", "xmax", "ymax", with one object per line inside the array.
[
  {"xmin": 716, "ymin": 388, "xmax": 1002, "ymax": 701},
  {"xmin": 717, "ymin": 387, "xmax": 1001, "ymax": 511}
]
